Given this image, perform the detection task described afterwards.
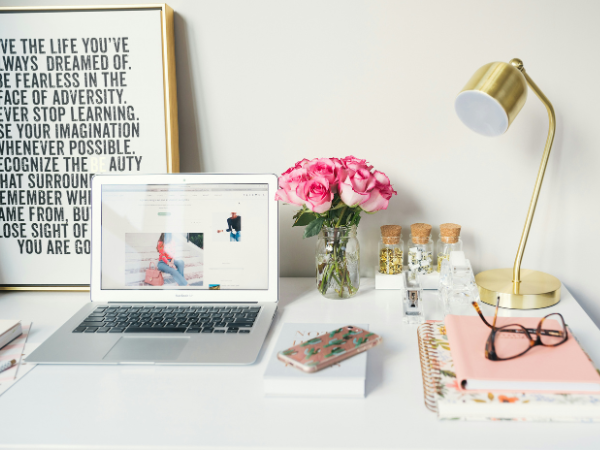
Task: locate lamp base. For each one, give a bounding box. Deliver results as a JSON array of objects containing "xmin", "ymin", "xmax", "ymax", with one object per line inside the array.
[{"xmin": 475, "ymin": 268, "xmax": 561, "ymax": 309}]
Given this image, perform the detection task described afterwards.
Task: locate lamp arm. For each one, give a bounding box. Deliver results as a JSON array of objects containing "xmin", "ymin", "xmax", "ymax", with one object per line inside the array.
[{"xmin": 510, "ymin": 59, "xmax": 556, "ymax": 284}]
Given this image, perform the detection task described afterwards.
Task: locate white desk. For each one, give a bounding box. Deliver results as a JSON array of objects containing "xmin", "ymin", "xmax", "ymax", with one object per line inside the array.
[{"xmin": 0, "ymin": 278, "xmax": 599, "ymax": 449}]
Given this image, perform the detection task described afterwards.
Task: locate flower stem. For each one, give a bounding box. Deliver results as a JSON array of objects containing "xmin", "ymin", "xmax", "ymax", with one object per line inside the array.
[{"xmin": 336, "ymin": 206, "xmax": 348, "ymax": 227}]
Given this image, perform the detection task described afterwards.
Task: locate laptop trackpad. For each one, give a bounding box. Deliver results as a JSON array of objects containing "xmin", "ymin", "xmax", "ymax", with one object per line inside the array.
[{"xmin": 103, "ymin": 337, "xmax": 189, "ymax": 362}]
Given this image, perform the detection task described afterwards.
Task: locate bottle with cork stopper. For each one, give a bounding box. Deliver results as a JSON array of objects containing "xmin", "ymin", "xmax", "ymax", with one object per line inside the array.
[
  {"xmin": 408, "ymin": 223, "xmax": 433, "ymax": 280},
  {"xmin": 379, "ymin": 225, "xmax": 403, "ymax": 275},
  {"xmin": 437, "ymin": 223, "xmax": 463, "ymax": 272}
]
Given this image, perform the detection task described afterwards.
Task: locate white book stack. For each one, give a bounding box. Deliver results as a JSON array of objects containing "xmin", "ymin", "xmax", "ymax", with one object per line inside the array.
[{"xmin": 263, "ymin": 323, "xmax": 368, "ymax": 398}]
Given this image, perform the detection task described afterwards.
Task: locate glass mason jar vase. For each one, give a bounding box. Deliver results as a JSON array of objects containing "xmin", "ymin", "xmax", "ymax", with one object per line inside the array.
[{"xmin": 316, "ymin": 226, "xmax": 360, "ymax": 299}]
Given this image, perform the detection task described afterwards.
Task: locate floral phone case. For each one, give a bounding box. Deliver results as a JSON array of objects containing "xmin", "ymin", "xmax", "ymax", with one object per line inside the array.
[{"xmin": 276, "ymin": 326, "xmax": 382, "ymax": 373}]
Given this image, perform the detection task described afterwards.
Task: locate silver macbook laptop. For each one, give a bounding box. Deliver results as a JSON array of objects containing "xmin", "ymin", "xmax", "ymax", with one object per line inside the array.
[{"xmin": 27, "ymin": 173, "xmax": 279, "ymax": 365}]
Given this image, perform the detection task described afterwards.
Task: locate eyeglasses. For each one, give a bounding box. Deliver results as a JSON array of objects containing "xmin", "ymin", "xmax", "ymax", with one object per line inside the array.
[{"xmin": 471, "ymin": 296, "xmax": 568, "ymax": 361}]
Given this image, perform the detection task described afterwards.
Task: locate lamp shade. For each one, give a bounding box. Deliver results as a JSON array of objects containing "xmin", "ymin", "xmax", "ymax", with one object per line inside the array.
[{"xmin": 455, "ymin": 62, "xmax": 528, "ymax": 137}]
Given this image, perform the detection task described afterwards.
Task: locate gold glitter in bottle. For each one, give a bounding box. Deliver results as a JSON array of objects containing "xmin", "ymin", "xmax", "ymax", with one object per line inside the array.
[
  {"xmin": 437, "ymin": 254, "xmax": 450, "ymax": 272},
  {"xmin": 379, "ymin": 225, "xmax": 403, "ymax": 275},
  {"xmin": 436, "ymin": 223, "xmax": 462, "ymax": 272}
]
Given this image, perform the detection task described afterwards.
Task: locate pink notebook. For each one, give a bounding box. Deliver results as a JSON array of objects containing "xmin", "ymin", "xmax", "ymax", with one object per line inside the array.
[{"xmin": 445, "ymin": 315, "xmax": 600, "ymax": 393}]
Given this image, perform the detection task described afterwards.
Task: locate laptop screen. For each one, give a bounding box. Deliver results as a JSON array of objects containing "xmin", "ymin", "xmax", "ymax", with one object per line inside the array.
[{"xmin": 100, "ymin": 183, "xmax": 269, "ymax": 290}]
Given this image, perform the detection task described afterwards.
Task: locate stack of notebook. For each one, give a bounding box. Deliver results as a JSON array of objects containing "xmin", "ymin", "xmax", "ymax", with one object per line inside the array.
[
  {"xmin": 418, "ymin": 316, "xmax": 600, "ymax": 421},
  {"xmin": 264, "ymin": 323, "xmax": 369, "ymax": 398}
]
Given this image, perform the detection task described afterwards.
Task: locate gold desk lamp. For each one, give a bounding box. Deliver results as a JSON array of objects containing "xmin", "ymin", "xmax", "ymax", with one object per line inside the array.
[{"xmin": 455, "ymin": 58, "xmax": 561, "ymax": 309}]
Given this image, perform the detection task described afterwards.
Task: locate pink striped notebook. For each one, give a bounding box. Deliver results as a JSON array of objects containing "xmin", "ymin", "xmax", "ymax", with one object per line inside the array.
[{"xmin": 445, "ymin": 315, "xmax": 600, "ymax": 393}]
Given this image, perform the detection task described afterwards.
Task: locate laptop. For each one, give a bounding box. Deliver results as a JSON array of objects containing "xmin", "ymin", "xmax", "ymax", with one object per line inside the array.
[{"xmin": 27, "ymin": 173, "xmax": 279, "ymax": 365}]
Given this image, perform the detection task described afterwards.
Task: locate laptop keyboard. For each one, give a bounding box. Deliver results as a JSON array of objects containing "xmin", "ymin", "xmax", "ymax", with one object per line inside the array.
[{"xmin": 72, "ymin": 305, "xmax": 260, "ymax": 334}]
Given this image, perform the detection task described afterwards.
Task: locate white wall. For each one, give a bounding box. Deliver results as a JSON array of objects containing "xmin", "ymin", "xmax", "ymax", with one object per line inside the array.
[{"xmin": 3, "ymin": 0, "xmax": 600, "ymax": 325}]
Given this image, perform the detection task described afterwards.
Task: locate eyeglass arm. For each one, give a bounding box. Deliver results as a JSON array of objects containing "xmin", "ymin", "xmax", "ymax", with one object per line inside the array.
[{"xmin": 470, "ymin": 301, "xmax": 566, "ymax": 338}]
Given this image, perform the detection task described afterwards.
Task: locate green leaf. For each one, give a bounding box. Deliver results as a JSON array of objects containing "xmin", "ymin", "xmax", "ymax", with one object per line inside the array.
[
  {"xmin": 303, "ymin": 216, "xmax": 325, "ymax": 239},
  {"xmin": 324, "ymin": 339, "xmax": 345, "ymax": 348},
  {"xmin": 329, "ymin": 328, "xmax": 343, "ymax": 338},
  {"xmin": 300, "ymin": 338, "xmax": 322, "ymax": 347},
  {"xmin": 440, "ymin": 370, "xmax": 456, "ymax": 378},
  {"xmin": 293, "ymin": 211, "xmax": 318, "ymax": 227}
]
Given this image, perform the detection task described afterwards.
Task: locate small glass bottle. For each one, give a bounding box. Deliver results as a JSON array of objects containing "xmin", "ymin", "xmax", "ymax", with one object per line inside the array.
[
  {"xmin": 436, "ymin": 223, "xmax": 463, "ymax": 272},
  {"xmin": 378, "ymin": 225, "xmax": 403, "ymax": 275},
  {"xmin": 407, "ymin": 223, "xmax": 434, "ymax": 282}
]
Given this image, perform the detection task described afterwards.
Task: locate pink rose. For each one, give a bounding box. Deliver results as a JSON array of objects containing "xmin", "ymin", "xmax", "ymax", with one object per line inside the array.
[
  {"xmin": 275, "ymin": 167, "xmax": 308, "ymax": 206},
  {"xmin": 281, "ymin": 158, "xmax": 311, "ymax": 176},
  {"xmin": 297, "ymin": 176, "xmax": 333, "ymax": 213},
  {"xmin": 306, "ymin": 158, "xmax": 338, "ymax": 193},
  {"xmin": 360, "ymin": 172, "xmax": 397, "ymax": 212},
  {"xmin": 341, "ymin": 155, "xmax": 373, "ymax": 175},
  {"xmin": 339, "ymin": 168, "xmax": 376, "ymax": 207},
  {"xmin": 372, "ymin": 170, "xmax": 390, "ymax": 186}
]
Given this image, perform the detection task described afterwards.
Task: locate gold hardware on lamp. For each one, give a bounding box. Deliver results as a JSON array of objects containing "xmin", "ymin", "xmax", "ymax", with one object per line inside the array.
[{"xmin": 455, "ymin": 58, "xmax": 561, "ymax": 309}]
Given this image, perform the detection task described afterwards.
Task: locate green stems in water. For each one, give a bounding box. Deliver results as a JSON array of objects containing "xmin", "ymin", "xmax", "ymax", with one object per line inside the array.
[{"xmin": 317, "ymin": 227, "xmax": 358, "ymax": 299}]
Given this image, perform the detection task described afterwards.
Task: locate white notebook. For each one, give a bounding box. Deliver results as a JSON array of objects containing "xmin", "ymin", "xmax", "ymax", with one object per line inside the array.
[{"xmin": 263, "ymin": 323, "xmax": 368, "ymax": 398}]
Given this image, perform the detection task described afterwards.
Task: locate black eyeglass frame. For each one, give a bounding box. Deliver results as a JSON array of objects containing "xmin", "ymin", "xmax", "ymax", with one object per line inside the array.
[{"xmin": 471, "ymin": 296, "xmax": 569, "ymax": 361}]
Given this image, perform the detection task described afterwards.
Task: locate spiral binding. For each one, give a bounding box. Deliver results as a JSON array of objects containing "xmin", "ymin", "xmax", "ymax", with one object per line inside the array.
[{"xmin": 417, "ymin": 322, "xmax": 442, "ymax": 413}]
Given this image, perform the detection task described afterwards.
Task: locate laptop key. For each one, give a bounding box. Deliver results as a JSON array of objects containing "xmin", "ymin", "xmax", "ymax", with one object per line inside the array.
[
  {"xmin": 84, "ymin": 327, "xmax": 98, "ymax": 332},
  {"xmin": 239, "ymin": 330, "xmax": 250, "ymax": 334},
  {"xmin": 109, "ymin": 328, "xmax": 125, "ymax": 333},
  {"xmin": 81, "ymin": 322, "xmax": 103, "ymax": 328},
  {"xmin": 96, "ymin": 328, "xmax": 110, "ymax": 333},
  {"xmin": 226, "ymin": 323, "xmax": 252, "ymax": 328},
  {"xmin": 84, "ymin": 317, "xmax": 105, "ymax": 322},
  {"xmin": 201, "ymin": 328, "xmax": 214, "ymax": 333},
  {"xmin": 124, "ymin": 327, "xmax": 186, "ymax": 333},
  {"xmin": 226, "ymin": 329, "xmax": 238, "ymax": 333},
  {"xmin": 213, "ymin": 329, "xmax": 225, "ymax": 333},
  {"xmin": 234, "ymin": 318, "xmax": 255, "ymax": 323},
  {"xmin": 73, "ymin": 327, "xmax": 86, "ymax": 333},
  {"xmin": 185, "ymin": 329, "xmax": 201, "ymax": 333}
]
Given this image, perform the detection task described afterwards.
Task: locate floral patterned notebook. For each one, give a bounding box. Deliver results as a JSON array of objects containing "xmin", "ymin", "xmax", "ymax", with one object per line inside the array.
[{"xmin": 418, "ymin": 321, "xmax": 600, "ymax": 422}]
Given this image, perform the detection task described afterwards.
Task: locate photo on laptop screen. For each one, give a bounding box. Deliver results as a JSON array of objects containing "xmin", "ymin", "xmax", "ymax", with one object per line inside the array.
[
  {"xmin": 101, "ymin": 184, "xmax": 269, "ymax": 290},
  {"xmin": 125, "ymin": 233, "xmax": 204, "ymax": 287}
]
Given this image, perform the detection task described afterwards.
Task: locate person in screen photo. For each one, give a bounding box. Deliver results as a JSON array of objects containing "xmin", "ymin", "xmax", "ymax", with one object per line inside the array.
[
  {"xmin": 156, "ymin": 233, "xmax": 188, "ymax": 286},
  {"xmin": 217, "ymin": 212, "xmax": 241, "ymax": 242}
]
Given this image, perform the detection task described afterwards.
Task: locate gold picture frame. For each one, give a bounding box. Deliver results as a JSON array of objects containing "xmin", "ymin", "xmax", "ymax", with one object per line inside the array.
[{"xmin": 0, "ymin": 4, "xmax": 179, "ymax": 291}]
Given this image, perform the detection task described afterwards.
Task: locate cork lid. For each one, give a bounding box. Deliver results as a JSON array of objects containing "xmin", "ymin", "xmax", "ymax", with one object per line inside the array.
[
  {"xmin": 411, "ymin": 223, "xmax": 432, "ymax": 244},
  {"xmin": 440, "ymin": 223, "xmax": 461, "ymax": 243},
  {"xmin": 380, "ymin": 225, "xmax": 402, "ymax": 245}
]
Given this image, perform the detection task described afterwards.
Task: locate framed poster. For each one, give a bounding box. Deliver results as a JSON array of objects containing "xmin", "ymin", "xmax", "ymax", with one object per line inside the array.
[{"xmin": 0, "ymin": 4, "xmax": 179, "ymax": 290}]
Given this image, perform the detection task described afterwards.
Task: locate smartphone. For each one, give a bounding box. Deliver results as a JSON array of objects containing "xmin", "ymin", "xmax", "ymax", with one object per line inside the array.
[{"xmin": 276, "ymin": 325, "xmax": 382, "ymax": 373}]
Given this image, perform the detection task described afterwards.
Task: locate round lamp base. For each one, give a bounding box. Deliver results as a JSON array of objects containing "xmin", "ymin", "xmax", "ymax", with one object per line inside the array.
[{"xmin": 475, "ymin": 268, "xmax": 561, "ymax": 309}]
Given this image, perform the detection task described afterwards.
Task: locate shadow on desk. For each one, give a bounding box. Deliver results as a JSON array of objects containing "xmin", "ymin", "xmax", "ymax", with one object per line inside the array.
[{"xmin": 366, "ymin": 340, "xmax": 393, "ymax": 396}]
